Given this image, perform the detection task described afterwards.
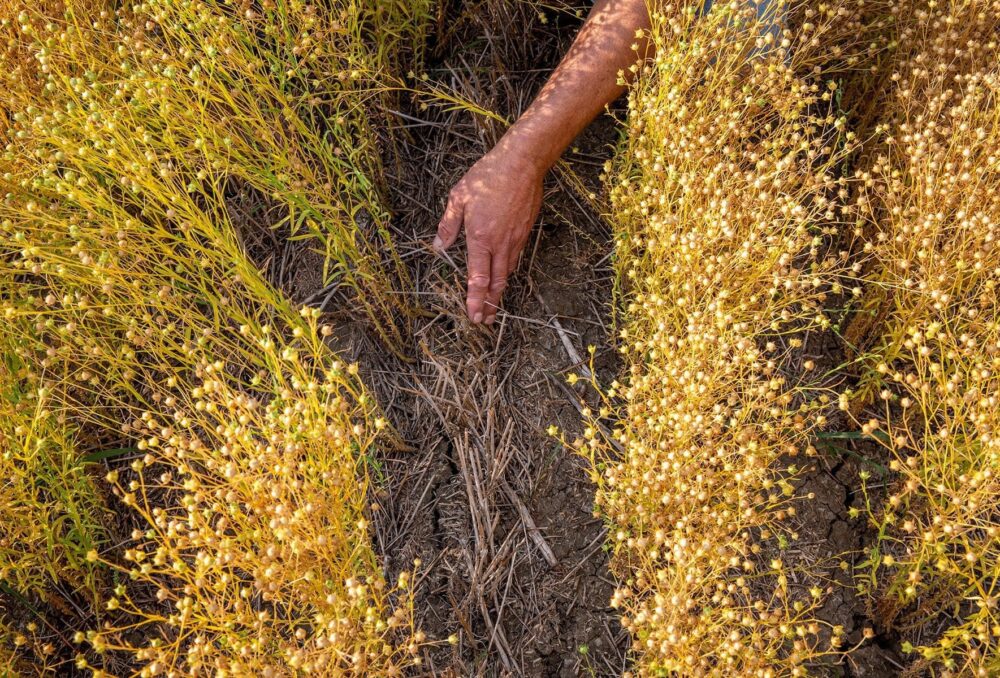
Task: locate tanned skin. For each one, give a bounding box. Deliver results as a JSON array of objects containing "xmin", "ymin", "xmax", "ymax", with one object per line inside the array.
[{"xmin": 434, "ymin": 0, "xmax": 652, "ymax": 325}]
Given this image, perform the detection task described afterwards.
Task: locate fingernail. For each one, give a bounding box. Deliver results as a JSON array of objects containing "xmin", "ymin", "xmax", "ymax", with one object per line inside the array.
[
  {"xmin": 484, "ymin": 315, "xmax": 496, "ymax": 326},
  {"xmin": 472, "ymin": 312, "xmax": 483, "ymax": 324},
  {"xmin": 432, "ymin": 236, "xmax": 443, "ymax": 250}
]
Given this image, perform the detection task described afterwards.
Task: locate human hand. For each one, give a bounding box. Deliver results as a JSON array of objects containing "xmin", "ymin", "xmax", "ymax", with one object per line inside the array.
[{"xmin": 434, "ymin": 147, "xmax": 544, "ymax": 325}]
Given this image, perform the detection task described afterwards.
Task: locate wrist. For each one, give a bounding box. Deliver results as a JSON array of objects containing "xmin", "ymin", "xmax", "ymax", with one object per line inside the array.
[{"xmin": 491, "ymin": 126, "xmax": 556, "ymax": 179}]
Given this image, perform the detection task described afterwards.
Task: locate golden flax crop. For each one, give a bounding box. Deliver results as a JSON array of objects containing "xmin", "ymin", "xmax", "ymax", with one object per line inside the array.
[
  {"xmin": 1, "ymin": 0, "xmax": 429, "ymax": 674},
  {"xmin": 575, "ymin": 2, "xmax": 884, "ymax": 673},
  {"xmin": 6, "ymin": 0, "xmax": 1000, "ymax": 675},
  {"xmin": 845, "ymin": 1, "xmax": 1000, "ymax": 674},
  {"xmin": 1, "ymin": 200, "xmax": 424, "ymax": 673},
  {"xmin": 0, "ymin": 320, "xmax": 107, "ymax": 599},
  {"xmin": 4, "ymin": 0, "xmax": 420, "ymax": 349},
  {"xmin": 585, "ymin": 0, "xmax": 1000, "ymax": 675}
]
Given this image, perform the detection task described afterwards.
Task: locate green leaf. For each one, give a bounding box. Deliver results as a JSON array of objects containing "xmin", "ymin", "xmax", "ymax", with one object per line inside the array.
[
  {"xmin": 80, "ymin": 447, "xmax": 139, "ymax": 464},
  {"xmin": 816, "ymin": 430, "xmax": 890, "ymax": 443}
]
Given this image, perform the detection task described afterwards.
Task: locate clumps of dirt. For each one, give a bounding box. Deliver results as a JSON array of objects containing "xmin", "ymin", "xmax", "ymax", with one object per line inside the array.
[{"xmin": 791, "ymin": 455, "xmax": 904, "ymax": 677}]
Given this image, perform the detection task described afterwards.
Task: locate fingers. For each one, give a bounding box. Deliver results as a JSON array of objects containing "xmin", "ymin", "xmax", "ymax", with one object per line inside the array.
[
  {"xmin": 482, "ymin": 250, "xmax": 509, "ymax": 325},
  {"xmin": 466, "ymin": 248, "xmax": 492, "ymax": 324},
  {"xmin": 434, "ymin": 192, "xmax": 464, "ymax": 250},
  {"xmin": 436, "ymin": 189, "xmax": 501, "ymax": 325}
]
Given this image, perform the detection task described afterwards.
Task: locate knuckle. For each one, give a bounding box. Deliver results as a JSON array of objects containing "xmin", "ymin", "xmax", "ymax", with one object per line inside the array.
[
  {"xmin": 466, "ymin": 224, "xmax": 496, "ymax": 243},
  {"xmin": 468, "ymin": 274, "xmax": 490, "ymax": 290}
]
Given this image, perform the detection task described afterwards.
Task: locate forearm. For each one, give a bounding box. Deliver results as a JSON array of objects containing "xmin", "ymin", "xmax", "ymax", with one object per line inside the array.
[
  {"xmin": 492, "ymin": 0, "xmax": 652, "ymax": 174},
  {"xmin": 436, "ymin": 0, "xmax": 654, "ymax": 324}
]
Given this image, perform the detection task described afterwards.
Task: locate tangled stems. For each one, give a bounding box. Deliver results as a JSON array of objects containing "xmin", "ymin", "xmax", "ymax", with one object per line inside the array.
[
  {"xmin": 5, "ymin": 0, "xmax": 419, "ymax": 352},
  {"xmin": 575, "ymin": 2, "xmax": 884, "ymax": 674},
  {"xmin": 847, "ymin": 2, "xmax": 1000, "ymax": 674},
  {"xmin": 1, "ymin": 0, "xmax": 430, "ymax": 674}
]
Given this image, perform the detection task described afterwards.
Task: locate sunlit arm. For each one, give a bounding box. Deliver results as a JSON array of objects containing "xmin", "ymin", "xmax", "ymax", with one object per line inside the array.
[{"xmin": 435, "ymin": 0, "xmax": 652, "ymax": 324}]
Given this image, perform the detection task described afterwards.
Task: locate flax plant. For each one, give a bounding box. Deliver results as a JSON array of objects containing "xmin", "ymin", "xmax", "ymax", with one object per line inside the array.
[
  {"xmin": 4, "ymin": 0, "xmax": 424, "ymax": 351},
  {"xmin": 0, "ymin": 619, "xmax": 57, "ymax": 677},
  {"xmin": 848, "ymin": 2, "xmax": 1000, "ymax": 674},
  {"xmin": 579, "ymin": 1, "xmax": 883, "ymax": 674},
  {"xmin": 1, "ymin": 112, "xmax": 424, "ymax": 676},
  {"xmin": 0, "ymin": 320, "xmax": 107, "ymax": 600},
  {"xmin": 1, "ymin": 1, "xmax": 427, "ymax": 674}
]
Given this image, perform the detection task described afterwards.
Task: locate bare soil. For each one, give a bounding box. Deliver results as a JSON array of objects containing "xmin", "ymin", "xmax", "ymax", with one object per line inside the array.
[
  {"xmin": 314, "ymin": 14, "xmax": 633, "ymax": 668},
  {"xmin": 352, "ymin": 4, "xmax": 632, "ymax": 675}
]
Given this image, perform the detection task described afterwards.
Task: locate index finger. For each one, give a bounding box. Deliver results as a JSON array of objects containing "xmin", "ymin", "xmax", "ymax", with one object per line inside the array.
[{"xmin": 435, "ymin": 193, "xmax": 464, "ymax": 251}]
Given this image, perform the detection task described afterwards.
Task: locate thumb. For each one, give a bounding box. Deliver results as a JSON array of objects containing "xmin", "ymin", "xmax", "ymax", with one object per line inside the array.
[{"xmin": 434, "ymin": 193, "xmax": 464, "ymax": 250}]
